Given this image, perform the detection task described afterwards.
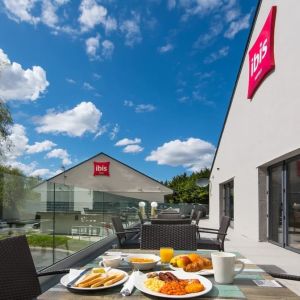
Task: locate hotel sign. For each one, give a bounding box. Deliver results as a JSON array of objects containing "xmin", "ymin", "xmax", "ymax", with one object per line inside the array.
[
  {"xmin": 94, "ymin": 161, "xmax": 110, "ymax": 176},
  {"xmin": 248, "ymin": 6, "xmax": 277, "ymax": 100}
]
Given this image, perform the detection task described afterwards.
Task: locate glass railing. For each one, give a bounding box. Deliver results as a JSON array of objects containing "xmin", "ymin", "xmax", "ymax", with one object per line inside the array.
[{"xmin": 0, "ymin": 171, "xmax": 204, "ymax": 270}]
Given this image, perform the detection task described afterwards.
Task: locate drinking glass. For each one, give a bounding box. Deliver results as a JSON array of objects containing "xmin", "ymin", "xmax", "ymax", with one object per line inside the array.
[{"xmin": 160, "ymin": 247, "xmax": 174, "ymax": 263}]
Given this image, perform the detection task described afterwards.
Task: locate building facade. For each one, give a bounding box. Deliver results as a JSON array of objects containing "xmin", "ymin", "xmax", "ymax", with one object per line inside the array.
[{"xmin": 209, "ymin": 0, "xmax": 300, "ymax": 253}]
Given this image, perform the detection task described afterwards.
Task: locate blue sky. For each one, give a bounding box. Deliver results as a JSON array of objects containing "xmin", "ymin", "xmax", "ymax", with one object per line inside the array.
[{"xmin": 0, "ymin": 0, "xmax": 258, "ymax": 181}]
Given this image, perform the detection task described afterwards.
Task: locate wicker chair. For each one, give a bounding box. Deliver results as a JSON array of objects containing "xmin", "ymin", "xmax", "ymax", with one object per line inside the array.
[
  {"xmin": 141, "ymin": 224, "xmax": 197, "ymax": 250},
  {"xmin": 189, "ymin": 208, "xmax": 195, "ymax": 221},
  {"xmin": 151, "ymin": 219, "xmax": 191, "ymax": 225},
  {"xmin": 197, "ymin": 216, "xmax": 230, "ymax": 251},
  {"xmin": 157, "ymin": 212, "xmax": 182, "ymax": 219},
  {"xmin": 0, "ymin": 235, "xmax": 69, "ymax": 300},
  {"xmin": 111, "ymin": 216, "xmax": 140, "ymax": 249}
]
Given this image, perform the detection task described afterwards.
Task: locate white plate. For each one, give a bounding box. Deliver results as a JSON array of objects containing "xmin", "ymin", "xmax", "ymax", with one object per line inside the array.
[
  {"xmin": 169, "ymin": 264, "xmax": 214, "ymax": 276},
  {"xmin": 60, "ymin": 269, "xmax": 129, "ymax": 291},
  {"xmin": 135, "ymin": 271, "xmax": 213, "ymax": 299}
]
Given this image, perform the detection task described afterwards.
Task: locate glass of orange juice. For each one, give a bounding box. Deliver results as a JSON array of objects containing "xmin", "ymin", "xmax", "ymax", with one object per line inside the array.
[{"xmin": 160, "ymin": 247, "xmax": 174, "ymax": 263}]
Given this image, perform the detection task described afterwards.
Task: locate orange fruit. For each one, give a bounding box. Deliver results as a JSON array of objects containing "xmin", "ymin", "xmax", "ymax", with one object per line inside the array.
[{"xmin": 187, "ymin": 253, "xmax": 200, "ymax": 263}]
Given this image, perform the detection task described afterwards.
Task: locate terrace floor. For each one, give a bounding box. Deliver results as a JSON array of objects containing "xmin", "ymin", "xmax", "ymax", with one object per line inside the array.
[{"xmin": 199, "ymin": 219, "xmax": 300, "ymax": 296}]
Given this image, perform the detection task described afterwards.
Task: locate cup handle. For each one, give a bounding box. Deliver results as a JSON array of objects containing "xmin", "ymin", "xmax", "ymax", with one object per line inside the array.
[
  {"xmin": 234, "ymin": 260, "xmax": 245, "ymax": 277},
  {"xmin": 99, "ymin": 261, "xmax": 105, "ymax": 267}
]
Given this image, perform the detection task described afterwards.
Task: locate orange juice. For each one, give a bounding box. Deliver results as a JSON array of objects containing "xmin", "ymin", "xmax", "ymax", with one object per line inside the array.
[{"xmin": 160, "ymin": 247, "xmax": 174, "ymax": 263}]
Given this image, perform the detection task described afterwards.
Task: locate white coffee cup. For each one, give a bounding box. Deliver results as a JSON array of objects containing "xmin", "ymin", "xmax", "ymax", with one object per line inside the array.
[
  {"xmin": 211, "ymin": 252, "xmax": 245, "ymax": 284},
  {"xmin": 100, "ymin": 255, "xmax": 122, "ymax": 268}
]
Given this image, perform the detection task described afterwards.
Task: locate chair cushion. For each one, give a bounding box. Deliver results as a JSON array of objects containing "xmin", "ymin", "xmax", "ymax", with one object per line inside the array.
[{"xmin": 197, "ymin": 238, "xmax": 221, "ymax": 250}]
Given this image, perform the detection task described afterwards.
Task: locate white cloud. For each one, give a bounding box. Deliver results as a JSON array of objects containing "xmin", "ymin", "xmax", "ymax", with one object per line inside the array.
[
  {"xmin": 193, "ymin": 21, "xmax": 223, "ymax": 49},
  {"xmin": 204, "ymin": 46, "xmax": 229, "ymax": 64},
  {"xmin": 85, "ymin": 35, "xmax": 114, "ymax": 60},
  {"xmin": 224, "ymin": 13, "xmax": 251, "ymax": 39},
  {"xmin": 93, "ymin": 73, "xmax": 101, "ymax": 80},
  {"xmin": 83, "ymin": 82, "xmax": 94, "ymax": 90},
  {"xmin": 66, "ymin": 78, "xmax": 76, "ymax": 84},
  {"xmin": 135, "ymin": 104, "xmax": 156, "ymax": 113},
  {"xmin": 85, "ymin": 34, "xmax": 100, "ymax": 60},
  {"xmin": 0, "ymin": 124, "xmax": 59, "ymax": 178},
  {"xmin": 78, "ymin": 0, "xmax": 107, "ymax": 32},
  {"xmin": 2, "ymin": 0, "xmax": 40, "ymax": 24},
  {"xmin": 78, "ymin": 0, "xmax": 116, "ymax": 33},
  {"xmin": 0, "ymin": 48, "xmax": 49, "ymax": 101},
  {"xmin": 158, "ymin": 43, "xmax": 174, "ymax": 53},
  {"xmin": 26, "ymin": 140, "xmax": 56, "ymax": 154},
  {"xmin": 124, "ymin": 100, "xmax": 134, "ymax": 107},
  {"xmin": 30, "ymin": 168, "xmax": 51, "ymax": 177},
  {"xmin": 180, "ymin": 0, "xmax": 221, "ymax": 21},
  {"xmin": 123, "ymin": 144, "xmax": 143, "ymax": 153},
  {"xmin": 120, "ymin": 15, "xmax": 142, "ymax": 47},
  {"xmin": 46, "ymin": 148, "xmax": 72, "ymax": 165},
  {"xmin": 2, "ymin": 0, "xmax": 71, "ymax": 32},
  {"xmin": 102, "ymin": 40, "xmax": 114, "ymax": 59},
  {"xmin": 115, "ymin": 138, "xmax": 141, "ymax": 147},
  {"xmin": 146, "ymin": 137, "xmax": 216, "ymax": 171},
  {"xmin": 36, "ymin": 101, "xmax": 102, "ymax": 137},
  {"xmin": 167, "ymin": 0, "xmax": 176, "ymax": 10},
  {"xmin": 109, "ymin": 124, "xmax": 119, "ymax": 140},
  {"xmin": 2, "ymin": 124, "xmax": 28, "ymax": 160}
]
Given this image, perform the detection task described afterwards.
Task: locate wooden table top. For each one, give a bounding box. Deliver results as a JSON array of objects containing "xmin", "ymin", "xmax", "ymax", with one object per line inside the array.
[{"xmin": 38, "ymin": 249, "xmax": 299, "ymax": 300}]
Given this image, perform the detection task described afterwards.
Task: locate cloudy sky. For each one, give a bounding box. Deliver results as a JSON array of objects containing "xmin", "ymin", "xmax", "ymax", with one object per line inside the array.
[{"xmin": 0, "ymin": 0, "xmax": 258, "ymax": 180}]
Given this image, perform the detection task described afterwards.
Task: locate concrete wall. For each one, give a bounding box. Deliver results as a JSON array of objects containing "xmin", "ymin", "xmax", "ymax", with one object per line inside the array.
[{"xmin": 210, "ymin": 0, "xmax": 300, "ymax": 240}]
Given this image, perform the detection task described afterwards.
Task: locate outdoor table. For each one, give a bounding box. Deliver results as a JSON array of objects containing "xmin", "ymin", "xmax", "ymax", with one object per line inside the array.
[{"xmin": 38, "ymin": 249, "xmax": 299, "ymax": 300}]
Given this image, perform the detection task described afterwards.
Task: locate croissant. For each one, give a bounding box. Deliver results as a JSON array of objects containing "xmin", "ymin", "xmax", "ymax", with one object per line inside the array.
[{"xmin": 183, "ymin": 261, "xmax": 204, "ymax": 272}]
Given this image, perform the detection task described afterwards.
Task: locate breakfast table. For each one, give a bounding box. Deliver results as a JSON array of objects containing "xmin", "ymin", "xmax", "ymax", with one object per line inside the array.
[{"xmin": 38, "ymin": 249, "xmax": 299, "ymax": 300}]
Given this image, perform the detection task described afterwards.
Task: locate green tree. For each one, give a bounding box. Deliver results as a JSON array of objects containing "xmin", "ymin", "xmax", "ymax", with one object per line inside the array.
[
  {"xmin": 165, "ymin": 169, "xmax": 210, "ymax": 204},
  {"xmin": 0, "ymin": 101, "xmax": 13, "ymax": 157}
]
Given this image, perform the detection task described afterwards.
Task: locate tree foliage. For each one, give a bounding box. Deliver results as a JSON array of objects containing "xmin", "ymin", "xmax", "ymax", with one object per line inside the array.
[
  {"xmin": 164, "ymin": 168, "xmax": 210, "ymax": 204},
  {"xmin": 0, "ymin": 101, "xmax": 13, "ymax": 157}
]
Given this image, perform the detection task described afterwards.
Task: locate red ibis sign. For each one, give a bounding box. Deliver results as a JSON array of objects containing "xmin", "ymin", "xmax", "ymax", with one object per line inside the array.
[
  {"xmin": 248, "ymin": 6, "xmax": 277, "ymax": 100},
  {"xmin": 93, "ymin": 161, "xmax": 110, "ymax": 176}
]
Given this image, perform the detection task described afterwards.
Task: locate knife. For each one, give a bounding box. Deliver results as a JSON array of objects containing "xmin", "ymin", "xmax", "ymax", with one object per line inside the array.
[{"xmin": 67, "ymin": 267, "xmax": 93, "ymax": 288}]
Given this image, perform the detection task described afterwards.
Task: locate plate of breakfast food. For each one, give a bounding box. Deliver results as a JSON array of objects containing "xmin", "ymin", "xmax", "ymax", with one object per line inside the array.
[
  {"xmin": 125, "ymin": 254, "xmax": 160, "ymax": 271},
  {"xmin": 169, "ymin": 254, "xmax": 214, "ymax": 275},
  {"xmin": 60, "ymin": 267, "xmax": 129, "ymax": 291},
  {"xmin": 135, "ymin": 271, "xmax": 212, "ymax": 298}
]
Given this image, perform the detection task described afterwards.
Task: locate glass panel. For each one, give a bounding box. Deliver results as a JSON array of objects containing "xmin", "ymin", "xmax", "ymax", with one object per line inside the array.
[
  {"xmin": 287, "ymin": 158, "xmax": 300, "ymax": 250},
  {"xmin": 269, "ymin": 165, "xmax": 283, "ymax": 245},
  {"xmin": 224, "ymin": 181, "xmax": 234, "ymax": 220}
]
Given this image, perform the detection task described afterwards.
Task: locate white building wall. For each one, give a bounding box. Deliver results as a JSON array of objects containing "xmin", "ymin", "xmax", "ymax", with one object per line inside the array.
[{"xmin": 210, "ymin": 0, "xmax": 300, "ymax": 240}]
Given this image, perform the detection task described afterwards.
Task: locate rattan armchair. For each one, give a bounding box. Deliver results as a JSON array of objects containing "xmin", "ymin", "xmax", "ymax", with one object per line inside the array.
[
  {"xmin": 141, "ymin": 224, "xmax": 197, "ymax": 250},
  {"xmin": 111, "ymin": 216, "xmax": 140, "ymax": 249},
  {"xmin": 0, "ymin": 235, "xmax": 69, "ymax": 300},
  {"xmin": 197, "ymin": 216, "xmax": 230, "ymax": 251}
]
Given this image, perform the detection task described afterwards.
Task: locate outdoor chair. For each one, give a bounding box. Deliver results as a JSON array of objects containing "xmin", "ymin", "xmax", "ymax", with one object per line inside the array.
[
  {"xmin": 267, "ymin": 272, "xmax": 300, "ymax": 281},
  {"xmin": 189, "ymin": 208, "xmax": 195, "ymax": 221},
  {"xmin": 157, "ymin": 213, "xmax": 182, "ymax": 219},
  {"xmin": 141, "ymin": 224, "xmax": 197, "ymax": 250},
  {"xmin": 194, "ymin": 210, "xmax": 203, "ymax": 229},
  {"xmin": 197, "ymin": 216, "xmax": 230, "ymax": 251},
  {"xmin": 151, "ymin": 218, "xmax": 191, "ymax": 225},
  {"xmin": 111, "ymin": 216, "xmax": 140, "ymax": 249},
  {"xmin": 0, "ymin": 235, "xmax": 69, "ymax": 300}
]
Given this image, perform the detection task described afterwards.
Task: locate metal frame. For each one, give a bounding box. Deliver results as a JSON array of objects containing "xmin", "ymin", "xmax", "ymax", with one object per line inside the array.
[{"xmin": 268, "ymin": 156, "xmax": 300, "ymax": 254}]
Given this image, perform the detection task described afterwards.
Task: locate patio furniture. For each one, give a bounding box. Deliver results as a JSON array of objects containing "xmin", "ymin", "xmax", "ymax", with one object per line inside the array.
[
  {"xmin": 194, "ymin": 210, "xmax": 203, "ymax": 231},
  {"xmin": 0, "ymin": 235, "xmax": 69, "ymax": 300},
  {"xmin": 151, "ymin": 218, "xmax": 191, "ymax": 225},
  {"xmin": 111, "ymin": 216, "xmax": 140, "ymax": 249},
  {"xmin": 39, "ymin": 249, "xmax": 300, "ymax": 300},
  {"xmin": 268, "ymin": 272, "xmax": 300, "ymax": 281},
  {"xmin": 197, "ymin": 216, "xmax": 230, "ymax": 251},
  {"xmin": 157, "ymin": 213, "xmax": 182, "ymax": 219},
  {"xmin": 189, "ymin": 208, "xmax": 195, "ymax": 220},
  {"xmin": 141, "ymin": 224, "xmax": 197, "ymax": 250}
]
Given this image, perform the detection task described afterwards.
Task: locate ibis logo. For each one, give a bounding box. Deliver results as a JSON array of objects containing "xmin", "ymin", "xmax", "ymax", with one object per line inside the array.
[
  {"xmin": 248, "ymin": 6, "xmax": 276, "ymax": 100},
  {"xmin": 93, "ymin": 161, "xmax": 110, "ymax": 176}
]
